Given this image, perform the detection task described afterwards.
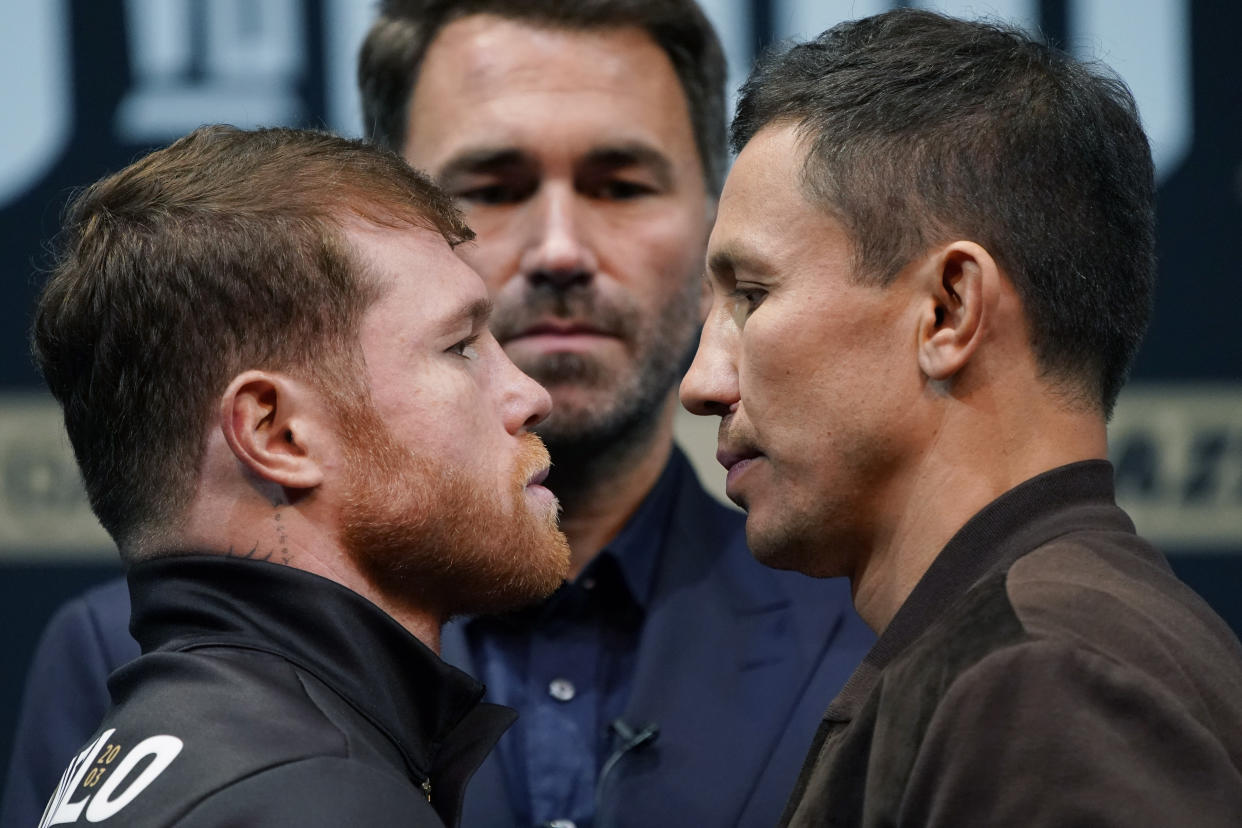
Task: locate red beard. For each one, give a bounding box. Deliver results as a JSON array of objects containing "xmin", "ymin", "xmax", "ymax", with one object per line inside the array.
[{"xmin": 335, "ymin": 399, "xmax": 569, "ymax": 620}]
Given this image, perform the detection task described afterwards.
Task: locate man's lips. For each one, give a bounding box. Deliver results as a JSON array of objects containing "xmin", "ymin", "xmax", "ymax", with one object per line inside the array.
[
  {"xmin": 504, "ymin": 323, "xmax": 620, "ymax": 356},
  {"xmin": 716, "ymin": 447, "xmax": 760, "ymax": 472},
  {"xmin": 505, "ymin": 321, "xmax": 617, "ymax": 341},
  {"xmin": 524, "ymin": 465, "xmax": 559, "ymax": 517},
  {"xmin": 718, "ymin": 446, "xmax": 762, "ymax": 495}
]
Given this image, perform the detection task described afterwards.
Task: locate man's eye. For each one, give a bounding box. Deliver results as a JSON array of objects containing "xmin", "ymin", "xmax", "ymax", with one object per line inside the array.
[
  {"xmin": 586, "ymin": 179, "xmax": 656, "ymax": 201},
  {"xmin": 447, "ymin": 335, "xmax": 480, "ymax": 359},
  {"xmin": 456, "ymin": 182, "xmax": 532, "ymax": 206},
  {"xmin": 734, "ymin": 287, "xmax": 766, "ymax": 313},
  {"xmin": 728, "ymin": 287, "xmax": 766, "ymax": 325}
]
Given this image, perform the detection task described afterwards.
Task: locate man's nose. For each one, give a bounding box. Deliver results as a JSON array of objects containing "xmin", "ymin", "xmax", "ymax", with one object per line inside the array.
[
  {"xmin": 502, "ymin": 355, "xmax": 554, "ymax": 434},
  {"xmin": 518, "ymin": 184, "xmax": 598, "ymax": 290},
  {"xmin": 680, "ymin": 302, "xmax": 740, "ymax": 418}
]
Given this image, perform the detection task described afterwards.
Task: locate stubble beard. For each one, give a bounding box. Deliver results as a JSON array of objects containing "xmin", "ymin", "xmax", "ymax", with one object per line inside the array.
[
  {"xmin": 335, "ymin": 400, "xmax": 570, "ymax": 621},
  {"xmin": 491, "ymin": 275, "xmax": 703, "ymax": 491},
  {"xmin": 740, "ymin": 426, "xmax": 905, "ymax": 581}
]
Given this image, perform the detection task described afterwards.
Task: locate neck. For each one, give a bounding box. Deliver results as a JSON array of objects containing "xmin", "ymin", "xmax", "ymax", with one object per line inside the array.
[
  {"xmin": 370, "ymin": 601, "xmax": 443, "ymax": 654},
  {"xmin": 544, "ymin": 394, "xmax": 677, "ymax": 578},
  {"xmin": 178, "ymin": 456, "xmax": 447, "ymax": 654},
  {"xmin": 849, "ymin": 391, "xmax": 1108, "ymax": 634}
]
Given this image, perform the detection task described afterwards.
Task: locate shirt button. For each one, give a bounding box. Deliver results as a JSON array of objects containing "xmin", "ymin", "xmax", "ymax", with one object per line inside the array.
[
  {"xmin": 548, "ymin": 678, "xmax": 576, "ymax": 702},
  {"xmin": 547, "ymin": 821, "xmax": 576, "ymax": 828}
]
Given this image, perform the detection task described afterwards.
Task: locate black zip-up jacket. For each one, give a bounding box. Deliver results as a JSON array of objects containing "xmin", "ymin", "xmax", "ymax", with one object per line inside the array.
[{"xmin": 37, "ymin": 555, "xmax": 515, "ymax": 827}]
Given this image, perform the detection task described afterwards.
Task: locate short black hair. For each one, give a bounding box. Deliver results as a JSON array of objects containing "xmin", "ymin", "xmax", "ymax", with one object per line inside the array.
[
  {"xmin": 733, "ymin": 9, "xmax": 1156, "ymax": 415},
  {"xmin": 358, "ymin": 0, "xmax": 728, "ymax": 193}
]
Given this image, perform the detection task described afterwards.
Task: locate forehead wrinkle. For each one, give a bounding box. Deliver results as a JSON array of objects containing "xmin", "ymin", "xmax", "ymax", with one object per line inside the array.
[
  {"xmin": 433, "ymin": 18, "xmax": 645, "ymax": 106},
  {"xmin": 410, "ymin": 18, "xmax": 703, "ymax": 194}
]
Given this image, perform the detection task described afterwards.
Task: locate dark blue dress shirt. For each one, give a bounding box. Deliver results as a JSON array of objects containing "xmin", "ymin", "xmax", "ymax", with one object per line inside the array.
[{"xmin": 464, "ymin": 457, "xmax": 679, "ymax": 828}]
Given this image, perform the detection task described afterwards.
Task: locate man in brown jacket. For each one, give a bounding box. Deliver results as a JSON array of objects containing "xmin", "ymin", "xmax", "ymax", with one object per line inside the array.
[{"xmin": 681, "ymin": 9, "xmax": 1242, "ymax": 826}]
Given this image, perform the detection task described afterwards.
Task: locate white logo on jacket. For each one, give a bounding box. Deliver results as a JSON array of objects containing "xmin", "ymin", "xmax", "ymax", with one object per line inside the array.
[{"xmin": 39, "ymin": 729, "xmax": 183, "ymax": 826}]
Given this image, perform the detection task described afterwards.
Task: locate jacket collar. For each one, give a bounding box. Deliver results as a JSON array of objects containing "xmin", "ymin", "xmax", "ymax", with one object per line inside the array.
[
  {"xmin": 827, "ymin": 460, "xmax": 1131, "ymax": 720},
  {"xmin": 126, "ymin": 555, "xmax": 515, "ymax": 789}
]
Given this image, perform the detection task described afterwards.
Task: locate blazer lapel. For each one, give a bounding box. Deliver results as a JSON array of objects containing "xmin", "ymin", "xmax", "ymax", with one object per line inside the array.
[{"xmin": 601, "ymin": 466, "xmax": 842, "ymax": 826}]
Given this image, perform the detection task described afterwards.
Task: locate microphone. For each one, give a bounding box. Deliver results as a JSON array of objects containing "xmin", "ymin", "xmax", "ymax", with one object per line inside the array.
[
  {"xmin": 610, "ymin": 718, "xmax": 660, "ymax": 750},
  {"xmin": 597, "ymin": 717, "xmax": 660, "ymax": 802}
]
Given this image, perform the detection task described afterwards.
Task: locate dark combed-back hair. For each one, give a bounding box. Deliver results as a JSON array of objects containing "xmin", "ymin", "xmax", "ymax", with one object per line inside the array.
[
  {"xmin": 31, "ymin": 125, "xmax": 473, "ymax": 557},
  {"xmin": 733, "ymin": 9, "xmax": 1156, "ymax": 416},
  {"xmin": 358, "ymin": 0, "xmax": 728, "ymax": 193}
]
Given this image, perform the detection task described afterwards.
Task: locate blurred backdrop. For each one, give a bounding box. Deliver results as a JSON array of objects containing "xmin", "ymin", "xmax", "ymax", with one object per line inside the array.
[{"xmin": 2, "ymin": 0, "xmax": 1239, "ymax": 789}]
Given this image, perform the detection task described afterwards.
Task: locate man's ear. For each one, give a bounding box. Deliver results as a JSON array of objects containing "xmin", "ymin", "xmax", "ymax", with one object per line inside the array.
[
  {"xmin": 915, "ymin": 241, "xmax": 997, "ymax": 381},
  {"xmin": 218, "ymin": 371, "xmax": 327, "ymax": 492}
]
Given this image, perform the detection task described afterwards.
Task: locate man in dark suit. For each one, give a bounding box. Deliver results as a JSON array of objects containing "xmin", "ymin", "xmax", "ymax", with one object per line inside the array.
[{"xmin": 3, "ymin": 3, "xmax": 873, "ymax": 827}]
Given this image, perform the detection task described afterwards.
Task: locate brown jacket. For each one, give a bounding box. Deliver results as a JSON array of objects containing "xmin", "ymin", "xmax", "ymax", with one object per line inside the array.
[{"xmin": 783, "ymin": 461, "xmax": 1242, "ymax": 827}]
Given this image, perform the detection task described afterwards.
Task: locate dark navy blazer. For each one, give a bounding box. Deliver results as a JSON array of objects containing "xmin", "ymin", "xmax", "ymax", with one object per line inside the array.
[
  {"xmin": 449, "ymin": 455, "xmax": 873, "ymax": 827},
  {"xmin": 3, "ymin": 577, "xmax": 137, "ymax": 828},
  {"xmin": 2, "ymin": 456, "xmax": 872, "ymax": 828}
]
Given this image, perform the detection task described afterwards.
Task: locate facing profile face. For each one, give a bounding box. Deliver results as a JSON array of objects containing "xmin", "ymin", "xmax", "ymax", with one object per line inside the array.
[
  {"xmin": 680, "ymin": 125, "xmax": 928, "ymax": 577},
  {"xmin": 402, "ymin": 15, "xmax": 711, "ymax": 447},
  {"xmin": 336, "ymin": 220, "xmax": 570, "ymax": 617}
]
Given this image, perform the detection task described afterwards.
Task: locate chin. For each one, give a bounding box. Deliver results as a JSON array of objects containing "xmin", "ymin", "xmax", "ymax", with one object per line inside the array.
[
  {"xmin": 745, "ymin": 520, "xmax": 801, "ymax": 572},
  {"xmin": 745, "ymin": 513, "xmax": 846, "ymax": 578}
]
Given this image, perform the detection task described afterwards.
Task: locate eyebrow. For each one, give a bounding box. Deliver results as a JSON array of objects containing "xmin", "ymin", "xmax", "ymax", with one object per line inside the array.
[
  {"xmin": 437, "ymin": 147, "xmax": 533, "ymax": 183},
  {"xmin": 581, "ymin": 142, "xmax": 675, "ymax": 189},
  {"xmin": 441, "ymin": 296, "xmax": 494, "ymax": 333},
  {"xmin": 707, "ymin": 245, "xmax": 769, "ymax": 281},
  {"xmin": 435, "ymin": 141, "xmax": 676, "ymax": 188}
]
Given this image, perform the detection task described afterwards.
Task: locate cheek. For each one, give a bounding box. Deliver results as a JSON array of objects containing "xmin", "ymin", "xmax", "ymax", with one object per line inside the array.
[
  {"xmin": 427, "ymin": 409, "xmax": 511, "ymax": 478},
  {"xmin": 604, "ymin": 204, "xmax": 707, "ymax": 288},
  {"xmin": 386, "ymin": 376, "xmax": 492, "ymax": 451},
  {"xmin": 738, "ymin": 313, "xmax": 810, "ymax": 394},
  {"xmin": 737, "ymin": 313, "xmax": 834, "ymax": 440}
]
